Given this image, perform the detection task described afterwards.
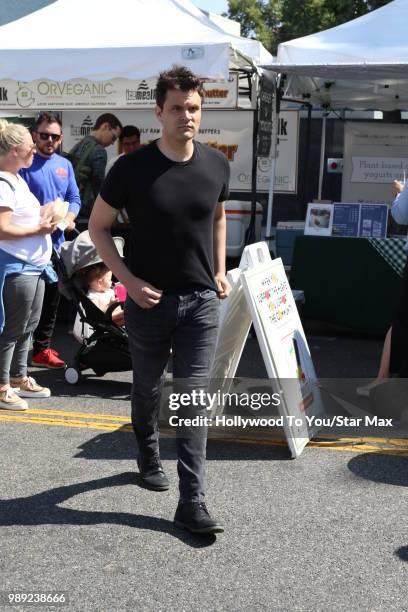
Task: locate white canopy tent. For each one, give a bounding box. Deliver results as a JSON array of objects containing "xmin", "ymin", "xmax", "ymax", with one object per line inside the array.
[
  {"xmin": 0, "ymin": 0, "xmax": 272, "ymax": 82},
  {"xmin": 265, "ymin": 0, "xmax": 408, "ymax": 111},
  {"xmin": 261, "ymin": 0, "xmax": 408, "ymax": 239}
]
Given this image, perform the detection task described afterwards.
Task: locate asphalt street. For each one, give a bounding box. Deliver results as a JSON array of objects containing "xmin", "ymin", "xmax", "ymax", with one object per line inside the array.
[{"xmin": 1, "ymin": 323, "xmax": 407, "ymax": 612}]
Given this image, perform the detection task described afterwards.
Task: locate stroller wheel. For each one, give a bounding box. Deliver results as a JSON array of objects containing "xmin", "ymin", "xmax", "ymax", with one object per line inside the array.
[{"xmin": 65, "ymin": 367, "xmax": 81, "ymax": 385}]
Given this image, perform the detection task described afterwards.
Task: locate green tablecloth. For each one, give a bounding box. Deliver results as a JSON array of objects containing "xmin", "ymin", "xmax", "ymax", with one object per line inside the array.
[{"xmin": 290, "ymin": 236, "xmax": 406, "ymax": 334}]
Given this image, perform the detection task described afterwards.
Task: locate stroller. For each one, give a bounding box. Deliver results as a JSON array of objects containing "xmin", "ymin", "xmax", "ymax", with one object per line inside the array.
[{"xmin": 55, "ymin": 230, "xmax": 132, "ymax": 384}]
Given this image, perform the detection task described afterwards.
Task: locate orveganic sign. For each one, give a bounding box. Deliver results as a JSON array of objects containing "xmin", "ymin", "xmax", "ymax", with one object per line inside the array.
[{"xmin": 0, "ymin": 75, "xmax": 238, "ymax": 110}]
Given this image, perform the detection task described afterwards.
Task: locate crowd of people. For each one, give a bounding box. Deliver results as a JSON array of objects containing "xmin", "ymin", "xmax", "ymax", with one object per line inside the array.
[
  {"xmin": 2, "ymin": 64, "xmax": 406, "ymax": 535},
  {"xmin": 0, "ymin": 110, "xmax": 137, "ymax": 400},
  {"xmin": 0, "ymin": 66, "xmax": 232, "ymax": 534}
]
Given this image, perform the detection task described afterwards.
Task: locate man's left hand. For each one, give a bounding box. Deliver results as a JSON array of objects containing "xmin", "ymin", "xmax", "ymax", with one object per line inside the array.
[{"xmin": 215, "ymin": 274, "xmax": 231, "ymax": 299}]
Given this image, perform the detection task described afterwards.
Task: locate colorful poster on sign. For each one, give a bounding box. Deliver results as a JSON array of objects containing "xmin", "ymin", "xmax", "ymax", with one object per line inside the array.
[{"xmin": 241, "ymin": 247, "xmax": 325, "ymax": 457}]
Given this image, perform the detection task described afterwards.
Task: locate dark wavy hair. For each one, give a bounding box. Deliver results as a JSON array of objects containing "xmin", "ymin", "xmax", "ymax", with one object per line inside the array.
[{"xmin": 156, "ymin": 65, "xmax": 204, "ymax": 109}]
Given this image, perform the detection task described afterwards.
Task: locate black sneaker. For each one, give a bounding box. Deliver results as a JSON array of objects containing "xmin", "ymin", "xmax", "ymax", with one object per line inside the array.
[
  {"xmin": 137, "ymin": 455, "xmax": 169, "ymax": 491},
  {"xmin": 174, "ymin": 501, "xmax": 224, "ymax": 534}
]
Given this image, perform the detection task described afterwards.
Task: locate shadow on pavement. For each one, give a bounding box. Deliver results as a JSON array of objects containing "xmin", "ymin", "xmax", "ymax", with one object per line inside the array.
[
  {"xmin": 31, "ymin": 369, "xmax": 132, "ymax": 400},
  {"xmin": 395, "ymin": 546, "xmax": 408, "ymax": 562},
  {"xmin": 75, "ymin": 428, "xmax": 138, "ymax": 460},
  {"xmin": 348, "ymin": 453, "xmax": 408, "ymax": 487},
  {"xmin": 0, "ymin": 472, "xmax": 217, "ymax": 548},
  {"xmin": 74, "ymin": 428, "xmax": 291, "ymax": 461}
]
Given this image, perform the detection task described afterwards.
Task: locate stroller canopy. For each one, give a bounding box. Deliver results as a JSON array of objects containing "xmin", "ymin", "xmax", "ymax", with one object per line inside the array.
[{"xmin": 59, "ymin": 230, "xmax": 124, "ymax": 278}]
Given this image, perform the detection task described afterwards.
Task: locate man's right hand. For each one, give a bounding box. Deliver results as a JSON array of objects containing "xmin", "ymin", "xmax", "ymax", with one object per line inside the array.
[
  {"xmin": 127, "ymin": 276, "xmax": 163, "ymax": 309},
  {"xmin": 88, "ymin": 196, "xmax": 162, "ymax": 309}
]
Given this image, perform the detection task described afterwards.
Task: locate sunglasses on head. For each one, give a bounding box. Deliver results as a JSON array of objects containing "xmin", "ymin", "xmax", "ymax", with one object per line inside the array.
[{"xmin": 38, "ymin": 132, "xmax": 61, "ymax": 142}]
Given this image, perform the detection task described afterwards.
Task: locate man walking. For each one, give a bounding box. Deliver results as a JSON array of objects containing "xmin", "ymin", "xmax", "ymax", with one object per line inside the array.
[
  {"xmin": 21, "ymin": 112, "xmax": 81, "ymax": 369},
  {"xmin": 89, "ymin": 66, "xmax": 231, "ymax": 534},
  {"xmin": 69, "ymin": 113, "xmax": 122, "ymax": 220}
]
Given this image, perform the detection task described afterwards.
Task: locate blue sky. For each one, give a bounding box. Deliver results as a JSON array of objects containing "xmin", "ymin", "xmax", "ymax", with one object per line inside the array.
[{"xmin": 191, "ymin": 0, "xmax": 229, "ymax": 15}]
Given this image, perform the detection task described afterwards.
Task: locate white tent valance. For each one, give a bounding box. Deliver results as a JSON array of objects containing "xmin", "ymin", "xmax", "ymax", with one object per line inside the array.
[{"xmin": 0, "ymin": 0, "xmax": 272, "ymax": 81}]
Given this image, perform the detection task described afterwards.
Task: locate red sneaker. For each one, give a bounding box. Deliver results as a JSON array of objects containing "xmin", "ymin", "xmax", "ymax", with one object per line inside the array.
[{"xmin": 31, "ymin": 348, "xmax": 66, "ymax": 369}]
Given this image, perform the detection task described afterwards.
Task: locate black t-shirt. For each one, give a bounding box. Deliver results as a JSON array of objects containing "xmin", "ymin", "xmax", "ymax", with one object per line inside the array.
[{"xmin": 101, "ymin": 141, "xmax": 230, "ymax": 292}]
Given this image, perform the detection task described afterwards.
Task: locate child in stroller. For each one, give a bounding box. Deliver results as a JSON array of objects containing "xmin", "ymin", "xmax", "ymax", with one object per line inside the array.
[
  {"xmin": 56, "ymin": 230, "xmax": 132, "ymax": 384},
  {"xmin": 73, "ymin": 261, "xmax": 125, "ymax": 337}
]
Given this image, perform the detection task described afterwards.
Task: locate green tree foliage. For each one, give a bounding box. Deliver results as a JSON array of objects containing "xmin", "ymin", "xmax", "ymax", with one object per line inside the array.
[{"xmin": 226, "ymin": 0, "xmax": 392, "ymax": 54}]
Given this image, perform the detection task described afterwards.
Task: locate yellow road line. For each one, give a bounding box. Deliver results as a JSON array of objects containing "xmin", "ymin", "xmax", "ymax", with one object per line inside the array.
[
  {"xmin": 312, "ymin": 432, "xmax": 408, "ymax": 445},
  {"xmin": 1, "ymin": 410, "xmax": 408, "ymax": 455},
  {"xmin": 15, "ymin": 409, "xmax": 408, "ymax": 444},
  {"xmin": 210, "ymin": 434, "xmax": 408, "ymax": 455},
  {"xmin": 309, "ymin": 439, "xmax": 408, "ymax": 455},
  {"xmin": 26, "ymin": 408, "xmax": 130, "ymax": 421},
  {"xmin": 0, "ymin": 413, "xmax": 132, "ymax": 431}
]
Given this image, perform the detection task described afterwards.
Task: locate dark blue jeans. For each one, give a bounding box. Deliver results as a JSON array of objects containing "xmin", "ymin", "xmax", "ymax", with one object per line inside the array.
[{"xmin": 124, "ymin": 289, "xmax": 220, "ymax": 503}]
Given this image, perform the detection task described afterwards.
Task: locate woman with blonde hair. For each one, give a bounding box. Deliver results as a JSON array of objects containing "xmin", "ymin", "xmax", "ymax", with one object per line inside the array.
[{"xmin": 0, "ymin": 119, "xmax": 56, "ymax": 410}]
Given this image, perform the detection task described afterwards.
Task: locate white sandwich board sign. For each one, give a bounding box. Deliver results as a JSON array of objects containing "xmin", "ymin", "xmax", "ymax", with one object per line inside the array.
[
  {"xmin": 211, "ymin": 242, "xmax": 325, "ymax": 457},
  {"xmin": 211, "ymin": 268, "xmax": 253, "ymax": 384}
]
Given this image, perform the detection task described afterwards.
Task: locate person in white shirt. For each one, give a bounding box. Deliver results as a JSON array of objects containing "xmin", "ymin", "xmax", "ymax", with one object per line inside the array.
[{"xmin": 0, "ymin": 120, "xmax": 56, "ymax": 410}]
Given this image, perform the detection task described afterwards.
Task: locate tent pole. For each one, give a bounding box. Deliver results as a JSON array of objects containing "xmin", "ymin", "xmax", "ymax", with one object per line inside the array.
[
  {"xmin": 317, "ymin": 113, "xmax": 327, "ymax": 200},
  {"xmin": 265, "ymin": 75, "xmax": 281, "ymax": 250},
  {"xmin": 303, "ymin": 102, "xmax": 312, "ymax": 213},
  {"xmin": 246, "ymin": 70, "xmax": 259, "ymax": 244}
]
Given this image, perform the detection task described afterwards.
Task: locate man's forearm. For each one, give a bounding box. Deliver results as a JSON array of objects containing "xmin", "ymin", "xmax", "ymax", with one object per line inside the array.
[
  {"xmin": 213, "ymin": 213, "xmax": 227, "ymax": 277},
  {"xmin": 89, "ymin": 226, "xmax": 134, "ymax": 286}
]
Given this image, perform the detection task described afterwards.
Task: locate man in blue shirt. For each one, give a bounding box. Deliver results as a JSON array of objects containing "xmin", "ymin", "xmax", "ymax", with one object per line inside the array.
[{"xmin": 21, "ymin": 112, "xmax": 81, "ymax": 369}]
